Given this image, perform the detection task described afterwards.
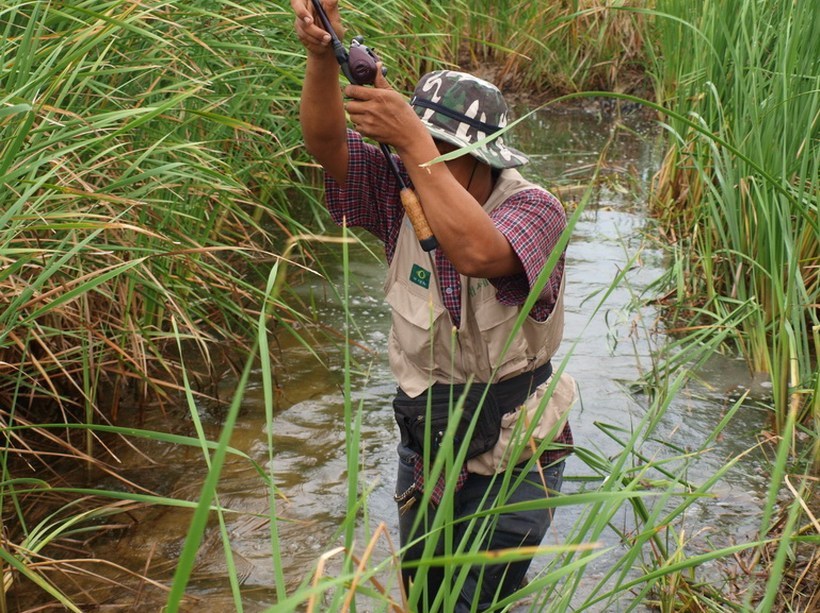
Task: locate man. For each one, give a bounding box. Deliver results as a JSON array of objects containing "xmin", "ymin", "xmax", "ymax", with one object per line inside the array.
[{"xmin": 291, "ymin": 1, "xmax": 574, "ymax": 610}]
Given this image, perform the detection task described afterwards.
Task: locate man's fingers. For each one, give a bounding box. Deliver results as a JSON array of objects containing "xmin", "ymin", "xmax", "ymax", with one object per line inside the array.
[
  {"xmin": 343, "ymin": 83, "xmax": 370, "ymax": 100},
  {"xmin": 316, "ymin": 0, "xmax": 345, "ymax": 40},
  {"xmin": 292, "ymin": 0, "xmax": 333, "ymax": 48},
  {"xmin": 295, "ymin": 23, "xmax": 330, "ymax": 49},
  {"xmin": 290, "ymin": 0, "xmax": 314, "ymax": 26}
]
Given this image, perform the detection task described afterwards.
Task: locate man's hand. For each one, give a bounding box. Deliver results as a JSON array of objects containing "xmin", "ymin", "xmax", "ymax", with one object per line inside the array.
[
  {"xmin": 291, "ymin": 0, "xmax": 345, "ymax": 57},
  {"xmin": 343, "ymin": 67, "xmax": 429, "ymax": 152}
]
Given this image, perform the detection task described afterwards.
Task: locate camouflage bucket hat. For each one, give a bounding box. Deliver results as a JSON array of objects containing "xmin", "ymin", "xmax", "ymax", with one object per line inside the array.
[{"xmin": 410, "ymin": 70, "xmax": 528, "ymax": 169}]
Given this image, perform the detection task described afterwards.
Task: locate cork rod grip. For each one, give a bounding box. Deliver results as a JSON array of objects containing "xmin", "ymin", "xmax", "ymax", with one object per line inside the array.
[{"xmin": 399, "ymin": 187, "xmax": 438, "ymax": 252}]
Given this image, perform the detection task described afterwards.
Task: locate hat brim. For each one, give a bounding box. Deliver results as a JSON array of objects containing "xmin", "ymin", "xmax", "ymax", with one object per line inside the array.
[{"xmin": 421, "ymin": 123, "xmax": 529, "ymax": 169}]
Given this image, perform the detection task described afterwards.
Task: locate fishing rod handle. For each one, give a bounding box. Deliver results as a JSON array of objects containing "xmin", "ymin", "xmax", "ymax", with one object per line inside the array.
[
  {"xmin": 399, "ymin": 187, "xmax": 438, "ymax": 252},
  {"xmin": 379, "ymin": 143, "xmax": 437, "ymax": 251}
]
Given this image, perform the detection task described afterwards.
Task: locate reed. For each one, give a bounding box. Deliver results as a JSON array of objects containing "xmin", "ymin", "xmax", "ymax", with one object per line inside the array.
[
  {"xmin": 318, "ymin": 0, "xmax": 653, "ymax": 96},
  {"xmin": 648, "ymin": 0, "xmax": 819, "ymax": 436},
  {"xmin": 0, "ymin": 0, "xmax": 349, "ymax": 435}
]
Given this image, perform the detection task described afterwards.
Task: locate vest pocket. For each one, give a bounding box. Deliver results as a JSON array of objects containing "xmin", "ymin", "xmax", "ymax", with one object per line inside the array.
[
  {"xmin": 385, "ymin": 282, "xmax": 445, "ymax": 370},
  {"xmin": 473, "ymin": 296, "xmax": 528, "ymax": 373}
]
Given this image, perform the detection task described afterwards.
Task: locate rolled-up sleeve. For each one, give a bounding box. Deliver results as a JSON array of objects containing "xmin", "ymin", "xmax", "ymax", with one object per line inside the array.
[
  {"xmin": 489, "ymin": 189, "xmax": 567, "ymax": 319},
  {"xmin": 324, "ymin": 130, "xmax": 403, "ymax": 243}
]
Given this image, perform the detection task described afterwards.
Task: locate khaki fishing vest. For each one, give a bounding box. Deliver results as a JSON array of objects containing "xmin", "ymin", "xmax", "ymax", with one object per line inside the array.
[{"xmin": 384, "ymin": 168, "xmax": 565, "ymax": 398}]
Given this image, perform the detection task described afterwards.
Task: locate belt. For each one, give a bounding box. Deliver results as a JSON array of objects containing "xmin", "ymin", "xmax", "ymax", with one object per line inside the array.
[
  {"xmin": 396, "ymin": 361, "xmax": 554, "ymax": 415},
  {"xmin": 492, "ymin": 360, "xmax": 553, "ymax": 414}
]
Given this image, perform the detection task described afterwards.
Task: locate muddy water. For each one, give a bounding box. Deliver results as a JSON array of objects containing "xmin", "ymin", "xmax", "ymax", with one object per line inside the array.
[{"xmin": 13, "ymin": 106, "xmax": 773, "ymax": 611}]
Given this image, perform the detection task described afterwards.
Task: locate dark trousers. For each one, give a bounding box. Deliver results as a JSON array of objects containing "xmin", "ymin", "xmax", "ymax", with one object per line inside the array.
[{"xmin": 396, "ymin": 444, "xmax": 565, "ymax": 612}]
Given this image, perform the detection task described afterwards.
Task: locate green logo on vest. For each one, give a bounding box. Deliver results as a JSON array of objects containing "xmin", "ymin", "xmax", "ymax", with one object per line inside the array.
[{"xmin": 409, "ymin": 264, "xmax": 431, "ymax": 289}]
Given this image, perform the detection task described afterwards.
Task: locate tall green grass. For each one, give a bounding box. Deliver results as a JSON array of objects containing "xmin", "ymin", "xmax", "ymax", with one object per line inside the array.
[
  {"xmin": 445, "ymin": 0, "xmax": 652, "ymax": 94},
  {"xmin": 648, "ymin": 0, "xmax": 819, "ymax": 437},
  {"xmin": 308, "ymin": 0, "xmax": 653, "ymax": 96},
  {"xmin": 0, "ymin": 0, "xmax": 662, "ymax": 416},
  {"xmin": 0, "ymin": 0, "xmax": 297, "ymax": 412}
]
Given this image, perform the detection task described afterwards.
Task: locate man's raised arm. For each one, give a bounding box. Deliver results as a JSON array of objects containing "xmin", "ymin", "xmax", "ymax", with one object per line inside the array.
[{"xmin": 291, "ymin": 0, "xmax": 349, "ymax": 185}]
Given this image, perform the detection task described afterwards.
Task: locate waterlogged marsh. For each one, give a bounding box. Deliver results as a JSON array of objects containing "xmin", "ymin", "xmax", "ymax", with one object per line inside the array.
[{"xmin": 10, "ymin": 106, "xmax": 774, "ymax": 611}]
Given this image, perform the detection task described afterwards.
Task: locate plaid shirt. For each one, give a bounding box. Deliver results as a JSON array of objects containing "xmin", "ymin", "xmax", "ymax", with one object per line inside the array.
[{"xmin": 325, "ymin": 130, "xmax": 573, "ymax": 461}]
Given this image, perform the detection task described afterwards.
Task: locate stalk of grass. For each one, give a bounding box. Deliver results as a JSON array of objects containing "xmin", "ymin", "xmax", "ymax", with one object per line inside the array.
[
  {"xmin": 754, "ymin": 396, "xmax": 805, "ymax": 612},
  {"xmin": 173, "ymin": 317, "xmax": 245, "ymax": 613},
  {"xmin": 340, "ymin": 224, "xmax": 361, "ymax": 554},
  {"xmin": 258, "ymin": 261, "xmax": 289, "ymax": 602},
  {"xmin": 164, "ymin": 342, "xmax": 257, "ymax": 613}
]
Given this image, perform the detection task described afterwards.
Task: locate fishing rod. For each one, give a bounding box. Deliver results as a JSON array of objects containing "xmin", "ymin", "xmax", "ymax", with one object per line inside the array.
[{"xmin": 309, "ymin": 0, "xmax": 438, "ymax": 252}]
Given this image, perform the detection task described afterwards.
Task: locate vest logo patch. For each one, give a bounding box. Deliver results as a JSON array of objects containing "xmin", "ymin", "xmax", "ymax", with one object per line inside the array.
[
  {"xmin": 468, "ymin": 278, "xmax": 491, "ymax": 297},
  {"xmin": 409, "ymin": 264, "xmax": 431, "ymax": 289}
]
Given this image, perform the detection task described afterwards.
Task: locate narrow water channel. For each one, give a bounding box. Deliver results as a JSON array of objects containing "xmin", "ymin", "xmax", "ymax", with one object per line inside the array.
[{"xmin": 12, "ymin": 105, "xmax": 773, "ymax": 611}]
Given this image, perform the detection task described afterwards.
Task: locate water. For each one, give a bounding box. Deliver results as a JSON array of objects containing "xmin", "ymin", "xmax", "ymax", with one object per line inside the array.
[{"xmin": 10, "ymin": 106, "xmax": 772, "ymax": 611}]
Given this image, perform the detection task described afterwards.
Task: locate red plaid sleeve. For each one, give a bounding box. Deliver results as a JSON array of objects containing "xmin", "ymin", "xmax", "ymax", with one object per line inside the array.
[
  {"xmin": 489, "ymin": 188, "xmax": 567, "ymax": 321},
  {"xmin": 323, "ymin": 130, "xmax": 405, "ymax": 255}
]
